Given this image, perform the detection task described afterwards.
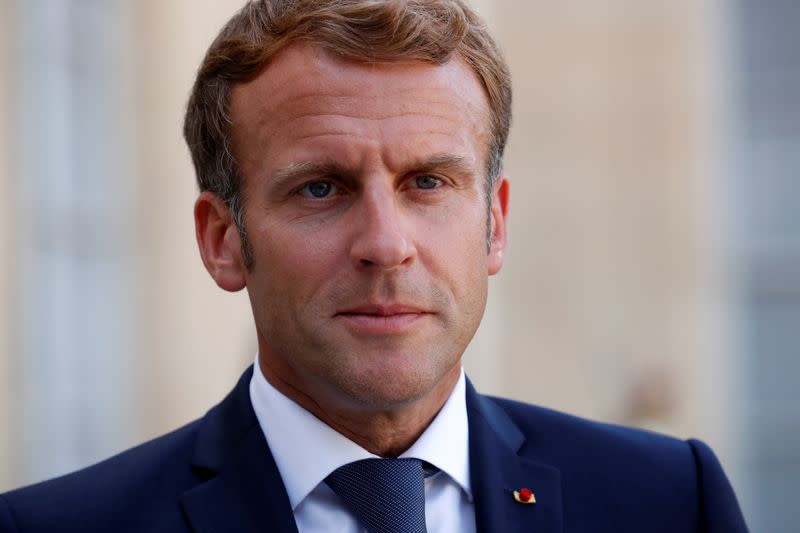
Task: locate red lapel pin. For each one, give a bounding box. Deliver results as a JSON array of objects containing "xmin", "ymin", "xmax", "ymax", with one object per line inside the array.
[{"xmin": 513, "ymin": 487, "xmax": 536, "ymax": 504}]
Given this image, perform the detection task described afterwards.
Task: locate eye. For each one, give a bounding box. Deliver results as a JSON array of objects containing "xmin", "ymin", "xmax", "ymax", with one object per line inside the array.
[
  {"xmin": 299, "ymin": 180, "xmax": 338, "ymax": 198},
  {"xmin": 414, "ymin": 175, "xmax": 442, "ymax": 190}
]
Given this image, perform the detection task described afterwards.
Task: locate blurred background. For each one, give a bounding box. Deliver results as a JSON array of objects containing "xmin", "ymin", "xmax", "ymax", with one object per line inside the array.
[{"xmin": 0, "ymin": 0, "xmax": 796, "ymax": 530}]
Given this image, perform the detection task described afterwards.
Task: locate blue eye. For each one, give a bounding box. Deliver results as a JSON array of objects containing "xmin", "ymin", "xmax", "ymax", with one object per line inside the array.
[
  {"xmin": 415, "ymin": 175, "xmax": 441, "ymax": 190},
  {"xmin": 300, "ymin": 181, "xmax": 338, "ymax": 198}
]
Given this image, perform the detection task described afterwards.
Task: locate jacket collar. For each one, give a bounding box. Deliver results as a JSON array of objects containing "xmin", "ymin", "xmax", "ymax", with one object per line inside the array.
[
  {"xmin": 180, "ymin": 367, "xmax": 563, "ymax": 533},
  {"xmin": 466, "ymin": 379, "xmax": 564, "ymax": 533},
  {"xmin": 180, "ymin": 366, "xmax": 299, "ymax": 533}
]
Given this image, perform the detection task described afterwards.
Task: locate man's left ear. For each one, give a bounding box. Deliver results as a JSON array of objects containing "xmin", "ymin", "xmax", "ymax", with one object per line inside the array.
[{"xmin": 488, "ymin": 178, "xmax": 509, "ymax": 275}]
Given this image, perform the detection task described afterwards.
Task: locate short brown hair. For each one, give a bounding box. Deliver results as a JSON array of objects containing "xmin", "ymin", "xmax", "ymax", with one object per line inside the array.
[{"xmin": 184, "ymin": 0, "xmax": 511, "ymax": 267}]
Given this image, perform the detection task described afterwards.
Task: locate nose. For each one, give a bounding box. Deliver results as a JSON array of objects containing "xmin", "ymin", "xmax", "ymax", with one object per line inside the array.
[{"xmin": 349, "ymin": 185, "xmax": 416, "ymax": 270}]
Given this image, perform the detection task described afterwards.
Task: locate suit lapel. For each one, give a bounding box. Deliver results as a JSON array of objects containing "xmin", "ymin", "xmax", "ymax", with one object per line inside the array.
[
  {"xmin": 467, "ymin": 380, "xmax": 563, "ymax": 533},
  {"xmin": 180, "ymin": 367, "xmax": 299, "ymax": 533}
]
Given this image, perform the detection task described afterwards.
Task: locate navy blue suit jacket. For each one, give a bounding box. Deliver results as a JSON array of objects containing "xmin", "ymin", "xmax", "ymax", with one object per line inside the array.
[{"xmin": 0, "ymin": 367, "xmax": 748, "ymax": 532}]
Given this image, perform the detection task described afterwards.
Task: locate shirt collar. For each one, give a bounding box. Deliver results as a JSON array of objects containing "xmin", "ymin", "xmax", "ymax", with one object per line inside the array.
[{"xmin": 249, "ymin": 356, "xmax": 472, "ymax": 510}]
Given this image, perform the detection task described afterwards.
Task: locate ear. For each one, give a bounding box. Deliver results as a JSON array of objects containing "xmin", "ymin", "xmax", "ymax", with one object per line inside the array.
[
  {"xmin": 487, "ymin": 178, "xmax": 509, "ymax": 276},
  {"xmin": 194, "ymin": 191, "xmax": 247, "ymax": 292}
]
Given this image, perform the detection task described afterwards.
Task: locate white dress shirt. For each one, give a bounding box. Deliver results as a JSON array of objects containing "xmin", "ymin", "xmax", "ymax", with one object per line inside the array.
[{"xmin": 249, "ymin": 358, "xmax": 476, "ymax": 533}]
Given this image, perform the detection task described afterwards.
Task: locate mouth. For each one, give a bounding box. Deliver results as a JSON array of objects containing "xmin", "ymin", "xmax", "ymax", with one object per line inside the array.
[{"xmin": 334, "ymin": 304, "xmax": 431, "ymax": 334}]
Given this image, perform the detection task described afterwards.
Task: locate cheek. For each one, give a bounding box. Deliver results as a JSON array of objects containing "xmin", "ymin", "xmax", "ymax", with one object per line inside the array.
[
  {"xmin": 251, "ymin": 223, "xmax": 345, "ymax": 300},
  {"xmin": 418, "ymin": 209, "xmax": 488, "ymax": 293}
]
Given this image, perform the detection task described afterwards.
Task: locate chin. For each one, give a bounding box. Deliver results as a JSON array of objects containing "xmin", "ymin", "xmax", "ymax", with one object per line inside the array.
[{"xmin": 329, "ymin": 357, "xmax": 456, "ymax": 410}]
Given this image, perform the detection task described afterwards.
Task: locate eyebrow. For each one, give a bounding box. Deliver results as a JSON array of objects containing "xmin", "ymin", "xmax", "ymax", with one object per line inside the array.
[
  {"xmin": 412, "ymin": 154, "xmax": 475, "ymax": 176},
  {"xmin": 270, "ymin": 161, "xmax": 344, "ymax": 189},
  {"xmin": 269, "ymin": 153, "xmax": 476, "ymax": 188}
]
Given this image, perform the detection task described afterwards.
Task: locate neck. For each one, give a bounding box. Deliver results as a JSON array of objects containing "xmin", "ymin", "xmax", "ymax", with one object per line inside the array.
[{"xmin": 258, "ymin": 356, "xmax": 460, "ymax": 457}]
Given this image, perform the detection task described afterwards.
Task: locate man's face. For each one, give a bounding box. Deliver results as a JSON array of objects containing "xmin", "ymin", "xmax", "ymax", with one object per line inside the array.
[{"xmin": 226, "ymin": 43, "xmax": 507, "ymax": 412}]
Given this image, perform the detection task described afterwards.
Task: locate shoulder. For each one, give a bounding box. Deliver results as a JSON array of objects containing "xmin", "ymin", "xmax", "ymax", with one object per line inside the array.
[
  {"xmin": 490, "ymin": 394, "xmax": 691, "ymax": 450},
  {"xmin": 486, "ymin": 394, "xmax": 703, "ymax": 485},
  {"xmin": 0, "ymin": 418, "xmax": 204, "ymax": 533},
  {"xmin": 479, "ymin": 395, "xmax": 748, "ymax": 532},
  {"xmin": 481, "ymin": 393, "xmax": 694, "ymax": 454},
  {"xmin": 0, "ymin": 368, "xmax": 259, "ymax": 533}
]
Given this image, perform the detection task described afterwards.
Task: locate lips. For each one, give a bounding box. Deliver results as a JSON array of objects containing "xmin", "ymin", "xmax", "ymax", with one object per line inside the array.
[
  {"xmin": 338, "ymin": 304, "xmax": 427, "ymax": 316},
  {"xmin": 335, "ymin": 304, "xmax": 431, "ymax": 334}
]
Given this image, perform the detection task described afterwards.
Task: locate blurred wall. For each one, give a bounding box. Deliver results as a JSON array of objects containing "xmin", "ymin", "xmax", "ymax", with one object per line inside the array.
[
  {"xmin": 0, "ymin": 0, "xmax": 750, "ymax": 521},
  {"xmin": 0, "ymin": 0, "xmax": 13, "ymax": 490},
  {"xmin": 132, "ymin": 0, "xmax": 256, "ymax": 442},
  {"xmin": 473, "ymin": 1, "xmax": 730, "ymax": 434},
  {"xmin": 466, "ymin": 2, "xmax": 740, "ymax": 477}
]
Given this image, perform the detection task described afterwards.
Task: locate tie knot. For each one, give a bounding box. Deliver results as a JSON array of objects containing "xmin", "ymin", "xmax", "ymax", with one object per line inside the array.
[{"xmin": 326, "ymin": 458, "xmax": 427, "ymax": 533}]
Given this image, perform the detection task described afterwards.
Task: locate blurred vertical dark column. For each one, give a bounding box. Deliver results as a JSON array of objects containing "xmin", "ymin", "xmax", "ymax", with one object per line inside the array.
[
  {"xmin": 730, "ymin": 1, "xmax": 800, "ymax": 531},
  {"xmin": 0, "ymin": 0, "xmax": 13, "ymax": 490},
  {"xmin": 8, "ymin": 0, "xmax": 139, "ymax": 487}
]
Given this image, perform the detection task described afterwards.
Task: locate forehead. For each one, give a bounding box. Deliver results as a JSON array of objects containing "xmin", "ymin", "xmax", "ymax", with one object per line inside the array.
[{"xmin": 229, "ymin": 42, "xmax": 492, "ymax": 174}]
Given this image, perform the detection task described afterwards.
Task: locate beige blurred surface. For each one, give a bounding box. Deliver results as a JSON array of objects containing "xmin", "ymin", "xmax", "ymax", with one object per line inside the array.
[
  {"xmin": 132, "ymin": 0, "xmax": 256, "ymax": 442},
  {"xmin": 0, "ymin": 0, "xmax": 745, "ymax": 496},
  {"xmin": 480, "ymin": 0, "xmax": 732, "ymax": 436}
]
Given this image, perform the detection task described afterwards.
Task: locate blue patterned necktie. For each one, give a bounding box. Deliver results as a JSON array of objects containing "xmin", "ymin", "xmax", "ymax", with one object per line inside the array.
[{"xmin": 325, "ymin": 458, "xmax": 428, "ymax": 533}]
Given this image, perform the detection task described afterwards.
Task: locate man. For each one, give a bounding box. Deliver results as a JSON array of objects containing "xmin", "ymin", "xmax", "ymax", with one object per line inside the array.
[{"xmin": 0, "ymin": 1, "xmax": 748, "ymax": 532}]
